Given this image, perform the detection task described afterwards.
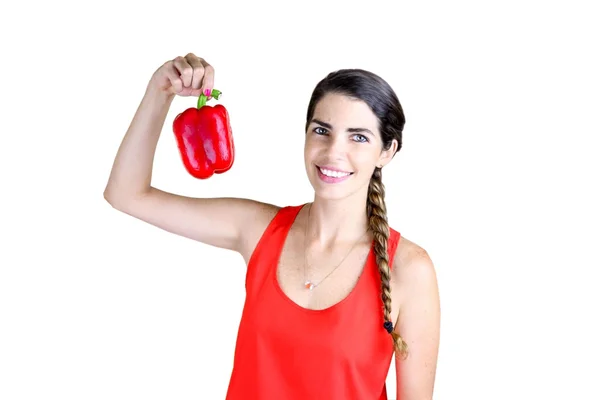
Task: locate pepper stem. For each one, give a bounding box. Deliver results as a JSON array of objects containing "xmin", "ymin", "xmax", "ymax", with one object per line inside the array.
[{"xmin": 197, "ymin": 89, "xmax": 223, "ymax": 108}]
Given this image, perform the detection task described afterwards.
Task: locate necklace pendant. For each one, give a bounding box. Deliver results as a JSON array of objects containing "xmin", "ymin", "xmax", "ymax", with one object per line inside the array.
[{"xmin": 304, "ymin": 281, "xmax": 315, "ymax": 291}]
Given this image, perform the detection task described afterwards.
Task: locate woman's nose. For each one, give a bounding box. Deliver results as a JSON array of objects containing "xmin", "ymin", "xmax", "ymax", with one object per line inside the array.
[{"xmin": 324, "ymin": 134, "xmax": 348, "ymax": 158}]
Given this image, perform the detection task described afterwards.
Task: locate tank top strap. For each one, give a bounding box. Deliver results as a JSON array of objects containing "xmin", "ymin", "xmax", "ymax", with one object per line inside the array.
[
  {"xmin": 245, "ymin": 204, "xmax": 305, "ymax": 295},
  {"xmin": 260, "ymin": 204, "xmax": 304, "ymax": 244},
  {"xmin": 387, "ymin": 227, "xmax": 402, "ymax": 271}
]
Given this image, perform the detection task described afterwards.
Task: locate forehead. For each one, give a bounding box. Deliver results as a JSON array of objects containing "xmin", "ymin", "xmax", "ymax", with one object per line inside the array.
[{"xmin": 312, "ymin": 93, "xmax": 379, "ymax": 130}]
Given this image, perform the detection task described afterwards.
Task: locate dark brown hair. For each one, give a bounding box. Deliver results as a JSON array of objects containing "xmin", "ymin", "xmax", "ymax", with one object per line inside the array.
[{"xmin": 305, "ymin": 69, "xmax": 408, "ymax": 358}]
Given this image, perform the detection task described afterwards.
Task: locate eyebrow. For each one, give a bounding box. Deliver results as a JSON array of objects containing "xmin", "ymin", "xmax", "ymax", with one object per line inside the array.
[{"xmin": 311, "ymin": 118, "xmax": 375, "ymax": 136}]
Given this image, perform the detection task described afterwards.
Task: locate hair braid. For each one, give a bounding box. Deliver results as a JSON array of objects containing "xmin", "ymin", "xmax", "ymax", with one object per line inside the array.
[{"xmin": 368, "ymin": 167, "xmax": 408, "ymax": 358}]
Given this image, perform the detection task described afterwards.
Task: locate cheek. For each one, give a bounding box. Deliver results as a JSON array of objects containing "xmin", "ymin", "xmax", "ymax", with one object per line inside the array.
[
  {"xmin": 351, "ymin": 147, "xmax": 380, "ymax": 168},
  {"xmin": 304, "ymin": 138, "xmax": 323, "ymax": 159},
  {"xmin": 304, "ymin": 145, "xmax": 317, "ymax": 166}
]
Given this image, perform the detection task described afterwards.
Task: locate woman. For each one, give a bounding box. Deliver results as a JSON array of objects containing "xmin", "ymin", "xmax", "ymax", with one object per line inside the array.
[{"xmin": 104, "ymin": 53, "xmax": 440, "ymax": 399}]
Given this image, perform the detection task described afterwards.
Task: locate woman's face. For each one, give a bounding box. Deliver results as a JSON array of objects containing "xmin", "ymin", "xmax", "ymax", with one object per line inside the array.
[{"xmin": 304, "ymin": 93, "xmax": 396, "ymax": 200}]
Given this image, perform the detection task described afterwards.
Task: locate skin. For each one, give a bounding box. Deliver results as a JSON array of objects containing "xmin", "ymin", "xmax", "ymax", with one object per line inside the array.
[{"xmin": 104, "ymin": 53, "xmax": 440, "ymax": 399}]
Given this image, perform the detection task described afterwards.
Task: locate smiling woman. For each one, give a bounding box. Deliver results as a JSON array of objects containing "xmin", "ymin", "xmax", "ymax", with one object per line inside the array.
[{"xmin": 103, "ymin": 53, "xmax": 440, "ymax": 400}]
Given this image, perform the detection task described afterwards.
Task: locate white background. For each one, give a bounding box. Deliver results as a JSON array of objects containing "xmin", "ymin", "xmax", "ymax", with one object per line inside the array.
[{"xmin": 1, "ymin": 0, "xmax": 599, "ymax": 399}]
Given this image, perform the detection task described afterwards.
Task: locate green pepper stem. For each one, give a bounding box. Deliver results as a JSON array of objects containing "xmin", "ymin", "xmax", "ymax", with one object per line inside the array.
[{"xmin": 197, "ymin": 89, "xmax": 223, "ymax": 108}]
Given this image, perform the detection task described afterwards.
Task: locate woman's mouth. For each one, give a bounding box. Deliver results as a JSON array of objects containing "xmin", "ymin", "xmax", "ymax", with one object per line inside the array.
[{"xmin": 316, "ymin": 165, "xmax": 354, "ymax": 183}]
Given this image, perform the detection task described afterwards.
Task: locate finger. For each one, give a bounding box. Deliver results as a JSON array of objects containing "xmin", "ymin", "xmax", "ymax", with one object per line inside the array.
[
  {"xmin": 200, "ymin": 60, "xmax": 215, "ymax": 98},
  {"xmin": 172, "ymin": 56, "xmax": 193, "ymax": 88},
  {"xmin": 164, "ymin": 61, "xmax": 183, "ymax": 94},
  {"xmin": 185, "ymin": 53, "xmax": 206, "ymax": 91}
]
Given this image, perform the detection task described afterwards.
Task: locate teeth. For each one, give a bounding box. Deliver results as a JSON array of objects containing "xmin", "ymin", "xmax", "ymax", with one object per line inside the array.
[{"xmin": 319, "ymin": 168, "xmax": 351, "ymax": 178}]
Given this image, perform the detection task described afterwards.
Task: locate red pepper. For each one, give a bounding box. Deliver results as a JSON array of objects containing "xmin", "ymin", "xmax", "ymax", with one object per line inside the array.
[{"xmin": 172, "ymin": 89, "xmax": 234, "ymax": 179}]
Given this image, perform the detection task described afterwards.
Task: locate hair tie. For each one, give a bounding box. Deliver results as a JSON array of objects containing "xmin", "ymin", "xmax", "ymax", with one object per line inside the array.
[{"xmin": 383, "ymin": 321, "xmax": 393, "ymax": 334}]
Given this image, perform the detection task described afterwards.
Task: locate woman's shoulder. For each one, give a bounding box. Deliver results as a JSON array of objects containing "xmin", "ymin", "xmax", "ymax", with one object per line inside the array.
[
  {"xmin": 392, "ymin": 233, "xmax": 437, "ymax": 300},
  {"xmin": 393, "ymin": 234, "xmax": 432, "ymax": 272}
]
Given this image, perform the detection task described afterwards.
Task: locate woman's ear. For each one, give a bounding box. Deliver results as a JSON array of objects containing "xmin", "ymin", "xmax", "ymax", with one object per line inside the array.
[{"xmin": 378, "ymin": 139, "xmax": 398, "ymax": 168}]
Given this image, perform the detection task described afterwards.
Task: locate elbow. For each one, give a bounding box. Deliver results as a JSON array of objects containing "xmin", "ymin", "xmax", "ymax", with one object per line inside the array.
[
  {"xmin": 103, "ymin": 186, "xmax": 150, "ymax": 212},
  {"xmin": 103, "ymin": 189, "xmax": 121, "ymax": 211},
  {"xmin": 103, "ymin": 187, "xmax": 112, "ymax": 204},
  {"xmin": 103, "ymin": 186, "xmax": 129, "ymax": 211},
  {"xmin": 103, "ymin": 186, "xmax": 118, "ymax": 206}
]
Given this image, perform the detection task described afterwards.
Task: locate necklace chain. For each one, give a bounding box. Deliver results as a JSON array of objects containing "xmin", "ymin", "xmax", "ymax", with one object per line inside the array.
[{"xmin": 302, "ymin": 203, "xmax": 368, "ymax": 291}]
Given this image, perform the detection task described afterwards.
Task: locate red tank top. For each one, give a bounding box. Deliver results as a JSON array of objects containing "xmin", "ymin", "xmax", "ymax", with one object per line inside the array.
[{"xmin": 225, "ymin": 204, "xmax": 401, "ymax": 400}]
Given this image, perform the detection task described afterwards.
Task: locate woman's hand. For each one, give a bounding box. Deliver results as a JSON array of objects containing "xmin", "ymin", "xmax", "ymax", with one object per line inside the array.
[{"xmin": 149, "ymin": 52, "xmax": 215, "ymax": 98}]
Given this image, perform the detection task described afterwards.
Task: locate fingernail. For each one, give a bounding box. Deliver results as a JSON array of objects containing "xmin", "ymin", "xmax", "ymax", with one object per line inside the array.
[{"xmin": 204, "ymin": 89, "xmax": 211, "ymax": 96}]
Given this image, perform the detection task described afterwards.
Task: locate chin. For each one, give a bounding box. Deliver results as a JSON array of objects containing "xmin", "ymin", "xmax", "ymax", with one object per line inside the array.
[{"xmin": 313, "ymin": 187, "xmax": 351, "ymax": 201}]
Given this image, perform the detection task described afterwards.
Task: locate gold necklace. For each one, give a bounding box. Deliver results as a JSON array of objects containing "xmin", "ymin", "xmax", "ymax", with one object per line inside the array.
[{"xmin": 303, "ymin": 203, "xmax": 368, "ymax": 291}]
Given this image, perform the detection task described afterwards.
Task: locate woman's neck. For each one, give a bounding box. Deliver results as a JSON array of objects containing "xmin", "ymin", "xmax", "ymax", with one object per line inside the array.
[{"xmin": 307, "ymin": 191, "xmax": 370, "ymax": 247}]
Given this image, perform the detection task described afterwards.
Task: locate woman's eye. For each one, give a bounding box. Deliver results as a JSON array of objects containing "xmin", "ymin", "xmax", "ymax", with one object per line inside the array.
[
  {"xmin": 314, "ymin": 127, "xmax": 328, "ymax": 135},
  {"xmin": 353, "ymin": 134, "xmax": 368, "ymax": 143}
]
